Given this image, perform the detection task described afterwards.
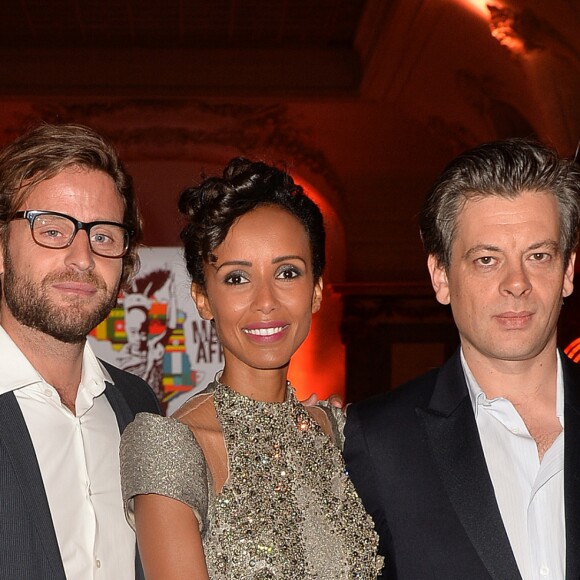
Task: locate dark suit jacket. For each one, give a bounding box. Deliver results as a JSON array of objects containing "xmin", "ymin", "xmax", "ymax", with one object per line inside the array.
[
  {"xmin": 344, "ymin": 349, "xmax": 580, "ymax": 580},
  {"xmin": 0, "ymin": 360, "xmax": 160, "ymax": 580}
]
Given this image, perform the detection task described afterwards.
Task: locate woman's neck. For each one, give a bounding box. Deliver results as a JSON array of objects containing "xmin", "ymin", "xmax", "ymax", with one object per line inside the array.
[{"xmin": 219, "ymin": 366, "xmax": 289, "ymax": 402}]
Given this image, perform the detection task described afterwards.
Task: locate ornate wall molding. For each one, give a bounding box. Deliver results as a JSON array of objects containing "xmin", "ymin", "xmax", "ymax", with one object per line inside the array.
[{"xmin": 5, "ymin": 99, "xmax": 346, "ymax": 200}]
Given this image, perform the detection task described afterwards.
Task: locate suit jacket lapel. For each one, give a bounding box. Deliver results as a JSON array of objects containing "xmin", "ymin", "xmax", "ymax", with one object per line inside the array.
[
  {"xmin": 104, "ymin": 381, "xmax": 134, "ymax": 433},
  {"xmin": 103, "ymin": 380, "xmax": 147, "ymax": 580},
  {"xmin": 562, "ymin": 354, "xmax": 580, "ymax": 580},
  {"xmin": 0, "ymin": 393, "xmax": 66, "ymax": 580},
  {"xmin": 416, "ymin": 351, "xmax": 522, "ymax": 580}
]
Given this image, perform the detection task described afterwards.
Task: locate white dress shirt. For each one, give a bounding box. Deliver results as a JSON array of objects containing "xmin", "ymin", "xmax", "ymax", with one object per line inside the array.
[
  {"xmin": 462, "ymin": 349, "xmax": 565, "ymax": 580},
  {"xmin": 0, "ymin": 326, "xmax": 136, "ymax": 580}
]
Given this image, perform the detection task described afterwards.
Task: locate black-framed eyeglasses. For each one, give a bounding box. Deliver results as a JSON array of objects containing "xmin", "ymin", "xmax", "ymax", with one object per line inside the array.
[{"xmin": 12, "ymin": 210, "xmax": 133, "ymax": 259}]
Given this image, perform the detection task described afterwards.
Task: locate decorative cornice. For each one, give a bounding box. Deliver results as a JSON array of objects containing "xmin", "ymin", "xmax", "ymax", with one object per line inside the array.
[{"xmin": 486, "ymin": 4, "xmax": 579, "ymax": 60}]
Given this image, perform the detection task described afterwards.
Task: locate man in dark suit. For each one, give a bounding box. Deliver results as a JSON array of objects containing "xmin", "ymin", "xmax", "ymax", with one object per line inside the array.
[
  {"xmin": 344, "ymin": 138, "xmax": 580, "ymax": 580},
  {"xmin": 0, "ymin": 124, "xmax": 160, "ymax": 579}
]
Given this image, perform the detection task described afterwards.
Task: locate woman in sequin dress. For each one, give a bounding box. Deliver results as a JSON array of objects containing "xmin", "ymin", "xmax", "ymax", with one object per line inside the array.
[{"xmin": 120, "ymin": 158, "xmax": 383, "ymax": 579}]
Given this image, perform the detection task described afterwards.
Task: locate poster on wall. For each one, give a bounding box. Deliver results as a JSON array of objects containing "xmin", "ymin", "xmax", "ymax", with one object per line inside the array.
[{"xmin": 88, "ymin": 247, "xmax": 224, "ymax": 415}]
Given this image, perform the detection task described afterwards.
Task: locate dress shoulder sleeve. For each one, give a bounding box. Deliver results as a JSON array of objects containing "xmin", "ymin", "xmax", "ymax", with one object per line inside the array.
[
  {"xmin": 120, "ymin": 412, "xmax": 209, "ymax": 532},
  {"xmin": 315, "ymin": 402, "xmax": 347, "ymax": 450}
]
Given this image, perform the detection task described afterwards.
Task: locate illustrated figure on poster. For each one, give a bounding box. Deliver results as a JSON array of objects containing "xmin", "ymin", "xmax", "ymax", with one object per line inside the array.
[{"xmin": 117, "ymin": 269, "xmax": 177, "ymax": 402}]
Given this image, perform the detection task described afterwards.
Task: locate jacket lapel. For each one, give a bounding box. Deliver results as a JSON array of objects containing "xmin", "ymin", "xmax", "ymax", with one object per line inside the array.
[
  {"xmin": 562, "ymin": 354, "xmax": 580, "ymax": 580},
  {"xmin": 416, "ymin": 351, "xmax": 522, "ymax": 580},
  {"xmin": 104, "ymin": 380, "xmax": 134, "ymax": 433},
  {"xmin": 103, "ymin": 380, "xmax": 147, "ymax": 580},
  {"xmin": 0, "ymin": 393, "xmax": 66, "ymax": 579}
]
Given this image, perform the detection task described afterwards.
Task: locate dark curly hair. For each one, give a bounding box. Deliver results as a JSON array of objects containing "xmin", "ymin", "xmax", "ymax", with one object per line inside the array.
[
  {"xmin": 178, "ymin": 157, "xmax": 326, "ymax": 287},
  {"xmin": 420, "ymin": 138, "xmax": 580, "ymax": 269}
]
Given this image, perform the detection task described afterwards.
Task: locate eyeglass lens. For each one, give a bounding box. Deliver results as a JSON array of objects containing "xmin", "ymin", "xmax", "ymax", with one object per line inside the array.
[{"xmin": 32, "ymin": 213, "xmax": 128, "ymax": 257}]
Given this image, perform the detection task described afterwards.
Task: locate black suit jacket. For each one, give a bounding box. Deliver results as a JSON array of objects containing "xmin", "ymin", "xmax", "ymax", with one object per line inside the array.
[
  {"xmin": 344, "ymin": 349, "xmax": 580, "ymax": 580},
  {"xmin": 0, "ymin": 360, "xmax": 160, "ymax": 580}
]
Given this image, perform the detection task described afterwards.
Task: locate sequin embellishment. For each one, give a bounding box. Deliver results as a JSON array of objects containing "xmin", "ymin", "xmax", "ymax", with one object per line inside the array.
[{"xmin": 203, "ymin": 382, "xmax": 383, "ymax": 579}]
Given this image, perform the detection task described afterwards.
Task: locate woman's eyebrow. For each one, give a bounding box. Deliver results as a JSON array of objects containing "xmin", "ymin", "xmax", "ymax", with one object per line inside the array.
[
  {"xmin": 272, "ymin": 255, "xmax": 306, "ymax": 264},
  {"xmin": 214, "ymin": 260, "xmax": 252, "ymax": 272}
]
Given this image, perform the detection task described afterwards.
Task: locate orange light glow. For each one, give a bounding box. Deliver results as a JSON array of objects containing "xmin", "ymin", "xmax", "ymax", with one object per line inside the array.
[
  {"xmin": 486, "ymin": 4, "xmax": 527, "ymax": 55},
  {"xmin": 564, "ymin": 338, "xmax": 580, "ymax": 363},
  {"xmin": 456, "ymin": 0, "xmax": 491, "ymax": 19},
  {"xmin": 286, "ymin": 174, "xmax": 346, "ymax": 402},
  {"xmin": 287, "ymin": 290, "xmax": 346, "ymax": 402},
  {"xmin": 456, "ymin": 0, "xmax": 528, "ymax": 56}
]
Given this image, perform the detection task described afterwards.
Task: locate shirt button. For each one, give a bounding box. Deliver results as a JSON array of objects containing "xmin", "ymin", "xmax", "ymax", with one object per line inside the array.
[
  {"xmin": 95, "ymin": 559, "xmax": 101, "ymax": 568},
  {"xmin": 44, "ymin": 389, "xmax": 52, "ymax": 397},
  {"xmin": 540, "ymin": 565, "xmax": 550, "ymax": 576}
]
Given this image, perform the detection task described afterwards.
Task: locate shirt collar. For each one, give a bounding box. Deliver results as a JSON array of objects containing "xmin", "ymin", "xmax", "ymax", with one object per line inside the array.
[
  {"xmin": 0, "ymin": 325, "xmax": 43, "ymax": 394},
  {"xmin": 82, "ymin": 340, "xmax": 113, "ymax": 398},
  {"xmin": 0, "ymin": 325, "xmax": 112, "ymax": 399},
  {"xmin": 461, "ymin": 347, "xmax": 564, "ymax": 424}
]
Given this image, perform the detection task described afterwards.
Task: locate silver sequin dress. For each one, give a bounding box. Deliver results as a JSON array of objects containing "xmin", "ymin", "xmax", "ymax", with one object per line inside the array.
[{"xmin": 121, "ymin": 381, "xmax": 383, "ymax": 579}]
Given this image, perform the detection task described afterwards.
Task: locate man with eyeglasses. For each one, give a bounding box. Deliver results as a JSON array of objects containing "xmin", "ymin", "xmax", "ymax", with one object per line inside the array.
[{"xmin": 0, "ymin": 124, "xmax": 160, "ymax": 579}]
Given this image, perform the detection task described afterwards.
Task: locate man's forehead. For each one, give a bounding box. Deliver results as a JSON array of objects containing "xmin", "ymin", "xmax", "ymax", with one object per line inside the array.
[
  {"xmin": 21, "ymin": 168, "xmax": 120, "ymax": 201},
  {"xmin": 451, "ymin": 192, "xmax": 561, "ymax": 248},
  {"xmin": 456, "ymin": 191, "xmax": 559, "ymax": 225},
  {"xmin": 458, "ymin": 189, "xmax": 558, "ymax": 208},
  {"xmin": 15, "ymin": 169, "xmax": 125, "ymax": 228}
]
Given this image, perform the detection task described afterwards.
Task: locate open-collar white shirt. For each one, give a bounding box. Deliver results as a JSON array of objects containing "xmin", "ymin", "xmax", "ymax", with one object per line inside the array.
[
  {"xmin": 0, "ymin": 325, "xmax": 136, "ymax": 580},
  {"xmin": 462, "ymin": 349, "xmax": 565, "ymax": 580}
]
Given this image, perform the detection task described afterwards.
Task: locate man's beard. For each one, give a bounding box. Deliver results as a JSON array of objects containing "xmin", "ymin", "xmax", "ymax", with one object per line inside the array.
[{"xmin": 2, "ymin": 249, "xmax": 120, "ymax": 344}]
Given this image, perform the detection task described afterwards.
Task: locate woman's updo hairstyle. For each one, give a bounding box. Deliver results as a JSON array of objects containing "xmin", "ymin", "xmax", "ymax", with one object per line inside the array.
[{"xmin": 178, "ymin": 157, "xmax": 326, "ymax": 288}]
